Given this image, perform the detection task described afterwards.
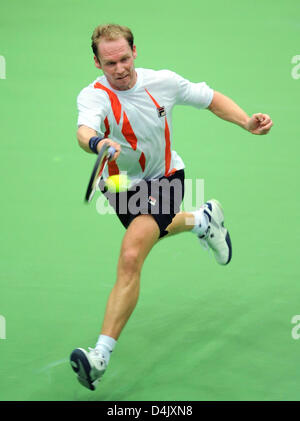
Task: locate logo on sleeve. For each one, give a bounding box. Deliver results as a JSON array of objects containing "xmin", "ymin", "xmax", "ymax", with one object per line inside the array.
[{"xmin": 157, "ymin": 106, "xmax": 166, "ymax": 118}]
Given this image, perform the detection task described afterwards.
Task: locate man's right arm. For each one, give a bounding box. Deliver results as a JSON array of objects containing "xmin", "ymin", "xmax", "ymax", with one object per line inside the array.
[
  {"xmin": 77, "ymin": 125, "xmax": 97, "ymax": 153},
  {"xmin": 77, "ymin": 125, "xmax": 121, "ymax": 158},
  {"xmin": 77, "ymin": 125, "xmax": 102, "ymax": 153}
]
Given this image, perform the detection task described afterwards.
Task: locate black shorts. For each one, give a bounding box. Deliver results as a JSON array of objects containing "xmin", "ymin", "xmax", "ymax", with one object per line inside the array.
[{"xmin": 100, "ymin": 170, "xmax": 185, "ymax": 238}]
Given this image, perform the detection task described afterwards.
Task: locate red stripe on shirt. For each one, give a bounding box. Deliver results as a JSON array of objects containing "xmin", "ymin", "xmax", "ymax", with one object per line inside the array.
[
  {"xmin": 108, "ymin": 160, "xmax": 120, "ymax": 176},
  {"xmin": 145, "ymin": 88, "xmax": 160, "ymax": 108},
  {"xmin": 94, "ymin": 82, "xmax": 122, "ymax": 124},
  {"xmin": 164, "ymin": 119, "xmax": 171, "ymax": 176},
  {"xmin": 103, "ymin": 116, "xmax": 120, "ymax": 174},
  {"xmin": 139, "ymin": 152, "xmax": 146, "ymax": 172},
  {"xmin": 122, "ymin": 111, "xmax": 138, "ymax": 150},
  {"xmin": 104, "ymin": 116, "xmax": 110, "ymax": 137},
  {"xmin": 144, "ymin": 89, "xmax": 172, "ymax": 177}
]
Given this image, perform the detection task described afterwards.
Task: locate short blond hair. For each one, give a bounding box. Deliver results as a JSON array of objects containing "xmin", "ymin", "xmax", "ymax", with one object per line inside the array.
[{"xmin": 91, "ymin": 24, "xmax": 134, "ymax": 61}]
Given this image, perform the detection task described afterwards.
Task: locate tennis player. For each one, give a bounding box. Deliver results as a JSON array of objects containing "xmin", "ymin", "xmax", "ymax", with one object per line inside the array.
[{"xmin": 70, "ymin": 24, "xmax": 273, "ymax": 390}]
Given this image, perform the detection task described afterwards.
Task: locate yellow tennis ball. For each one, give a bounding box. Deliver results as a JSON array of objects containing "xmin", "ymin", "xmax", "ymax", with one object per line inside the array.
[{"xmin": 105, "ymin": 174, "xmax": 130, "ymax": 193}]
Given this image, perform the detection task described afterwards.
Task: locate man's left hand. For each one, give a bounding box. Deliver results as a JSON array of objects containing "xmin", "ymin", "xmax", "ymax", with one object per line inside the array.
[{"xmin": 245, "ymin": 113, "xmax": 273, "ymax": 135}]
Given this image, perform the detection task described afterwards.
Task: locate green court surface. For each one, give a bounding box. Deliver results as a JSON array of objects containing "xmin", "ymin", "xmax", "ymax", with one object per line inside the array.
[{"xmin": 1, "ymin": 0, "xmax": 300, "ymax": 401}]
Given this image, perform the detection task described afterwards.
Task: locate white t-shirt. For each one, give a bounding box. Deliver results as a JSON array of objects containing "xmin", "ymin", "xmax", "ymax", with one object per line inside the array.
[{"xmin": 77, "ymin": 68, "xmax": 214, "ymax": 183}]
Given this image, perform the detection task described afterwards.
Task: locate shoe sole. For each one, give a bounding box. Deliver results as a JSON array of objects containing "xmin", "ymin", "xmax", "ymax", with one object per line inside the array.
[
  {"xmin": 207, "ymin": 199, "xmax": 232, "ymax": 265},
  {"xmin": 225, "ymin": 231, "xmax": 232, "ymax": 264},
  {"xmin": 70, "ymin": 348, "xmax": 96, "ymax": 391}
]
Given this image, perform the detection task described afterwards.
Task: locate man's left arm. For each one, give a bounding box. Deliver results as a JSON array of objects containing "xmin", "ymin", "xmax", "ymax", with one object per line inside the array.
[{"xmin": 207, "ymin": 91, "xmax": 273, "ymax": 135}]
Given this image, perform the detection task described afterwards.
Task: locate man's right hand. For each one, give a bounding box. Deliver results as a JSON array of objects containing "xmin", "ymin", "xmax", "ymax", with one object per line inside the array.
[{"xmin": 97, "ymin": 138, "xmax": 121, "ymax": 161}]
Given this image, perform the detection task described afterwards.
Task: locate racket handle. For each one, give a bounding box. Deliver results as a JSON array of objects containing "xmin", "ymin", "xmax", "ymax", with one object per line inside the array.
[{"xmin": 107, "ymin": 146, "xmax": 116, "ymax": 160}]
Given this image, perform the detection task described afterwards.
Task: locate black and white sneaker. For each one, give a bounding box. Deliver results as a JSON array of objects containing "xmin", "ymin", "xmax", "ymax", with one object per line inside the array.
[
  {"xmin": 70, "ymin": 347, "xmax": 107, "ymax": 391},
  {"xmin": 198, "ymin": 199, "xmax": 232, "ymax": 265}
]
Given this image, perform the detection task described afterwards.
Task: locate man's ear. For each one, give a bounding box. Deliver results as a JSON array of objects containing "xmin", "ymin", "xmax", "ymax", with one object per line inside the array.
[
  {"xmin": 132, "ymin": 45, "xmax": 137, "ymax": 60},
  {"xmin": 94, "ymin": 55, "xmax": 102, "ymax": 69}
]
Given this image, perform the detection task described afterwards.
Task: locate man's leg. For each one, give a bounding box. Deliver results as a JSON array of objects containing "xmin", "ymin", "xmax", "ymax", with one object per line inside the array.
[
  {"xmin": 70, "ymin": 214, "xmax": 160, "ymax": 390},
  {"xmin": 164, "ymin": 201, "xmax": 232, "ymax": 266},
  {"xmin": 163, "ymin": 211, "xmax": 195, "ymax": 237},
  {"xmin": 101, "ymin": 214, "xmax": 160, "ymax": 340}
]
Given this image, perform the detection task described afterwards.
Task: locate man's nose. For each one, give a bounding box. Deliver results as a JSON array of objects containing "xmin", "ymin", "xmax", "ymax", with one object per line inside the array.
[{"xmin": 115, "ymin": 62, "xmax": 125, "ymax": 74}]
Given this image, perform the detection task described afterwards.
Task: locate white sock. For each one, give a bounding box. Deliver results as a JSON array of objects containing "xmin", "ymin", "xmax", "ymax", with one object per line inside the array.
[
  {"xmin": 191, "ymin": 209, "xmax": 209, "ymax": 236},
  {"xmin": 95, "ymin": 334, "xmax": 117, "ymax": 365}
]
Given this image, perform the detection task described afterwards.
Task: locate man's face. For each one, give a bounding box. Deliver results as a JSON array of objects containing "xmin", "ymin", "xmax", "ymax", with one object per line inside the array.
[{"xmin": 94, "ymin": 37, "xmax": 137, "ymax": 91}]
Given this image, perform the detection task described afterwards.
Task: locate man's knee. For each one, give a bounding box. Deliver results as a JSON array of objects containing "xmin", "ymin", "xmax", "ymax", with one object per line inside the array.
[
  {"xmin": 118, "ymin": 247, "xmax": 142, "ymax": 278},
  {"xmin": 117, "ymin": 215, "xmax": 159, "ymax": 281}
]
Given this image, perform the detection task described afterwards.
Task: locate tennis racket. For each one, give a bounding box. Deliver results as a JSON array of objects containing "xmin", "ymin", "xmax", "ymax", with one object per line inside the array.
[{"xmin": 85, "ymin": 144, "xmax": 116, "ymax": 203}]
